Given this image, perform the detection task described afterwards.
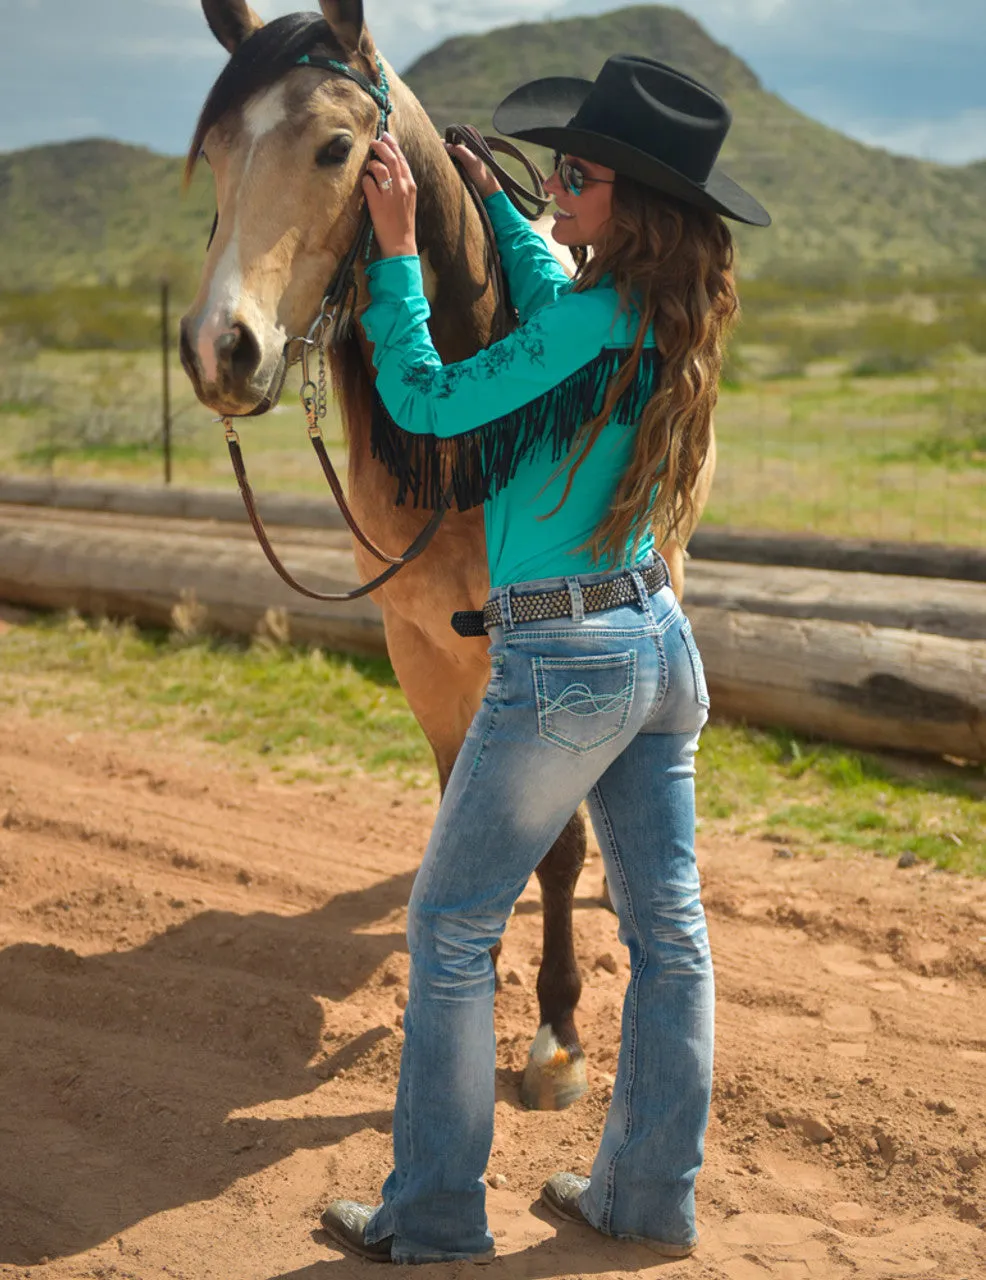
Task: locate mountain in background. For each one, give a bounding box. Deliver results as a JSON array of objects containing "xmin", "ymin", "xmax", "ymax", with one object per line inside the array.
[
  {"xmin": 0, "ymin": 140, "xmax": 214, "ymax": 293},
  {"xmin": 2, "ymin": 4, "xmax": 985, "ymax": 292},
  {"xmin": 402, "ymin": 6, "xmax": 986, "ymax": 279}
]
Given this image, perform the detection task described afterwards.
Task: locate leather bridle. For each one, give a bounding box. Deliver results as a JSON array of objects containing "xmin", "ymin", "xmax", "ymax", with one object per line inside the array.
[{"xmin": 216, "ymin": 53, "xmax": 559, "ymax": 604}]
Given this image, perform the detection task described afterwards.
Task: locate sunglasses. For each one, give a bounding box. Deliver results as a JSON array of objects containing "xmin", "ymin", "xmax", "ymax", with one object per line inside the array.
[{"xmin": 552, "ymin": 152, "xmax": 616, "ymax": 197}]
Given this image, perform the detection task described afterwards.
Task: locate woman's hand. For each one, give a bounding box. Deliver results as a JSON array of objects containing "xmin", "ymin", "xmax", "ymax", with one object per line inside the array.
[
  {"xmin": 363, "ymin": 133, "xmax": 418, "ymax": 259},
  {"xmin": 445, "ymin": 143, "xmax": 502, "ymax": 199}
]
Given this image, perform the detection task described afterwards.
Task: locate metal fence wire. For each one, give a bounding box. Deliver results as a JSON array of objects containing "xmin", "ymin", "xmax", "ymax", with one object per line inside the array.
[{"xmin": 0, "ymin": 292, "xmax": 984, "ymax": 549}]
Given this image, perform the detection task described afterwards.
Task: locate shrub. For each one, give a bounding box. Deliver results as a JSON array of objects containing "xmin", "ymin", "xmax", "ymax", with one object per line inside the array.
[{"xmin": 0, "ymin": 287, "xmax": 160, "ymax": 350}]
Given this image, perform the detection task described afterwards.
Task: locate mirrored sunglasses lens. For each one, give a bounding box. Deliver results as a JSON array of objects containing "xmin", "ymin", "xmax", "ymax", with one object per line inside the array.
[{"xmin": 561, "ymin": 159, "xmax": 584, "ymax": 196}]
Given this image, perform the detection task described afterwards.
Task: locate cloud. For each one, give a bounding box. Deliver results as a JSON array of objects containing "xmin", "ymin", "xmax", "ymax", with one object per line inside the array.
[
  {"xmin": 1, "ymin": 0, "xmax": 983, "ymax": 162},
  {"xmin": 846, "ymin": 107, "xmax": 986, "ymax": 165},
  {"xmin": 630, "ymin": 0, "xmax": 985, "ymax": 161},
  {"xmin": 252, "ymin": 0, "xmax": 539, "ymax": 53},
  {"xmin": 105, "ymin": 35, "xmax": 220, "ymax": 59},
  {"xmin": 691, "ymin": 0, "xmax": 794, "ymax": 21},
  {"xmin": 637, "ymin": 0, "xmax": 983, "ymax": 43}
]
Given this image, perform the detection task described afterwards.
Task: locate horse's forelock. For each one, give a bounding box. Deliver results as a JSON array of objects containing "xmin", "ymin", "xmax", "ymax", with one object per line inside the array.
[{"xmin": 185, "ymin": 13, "xmax": 345, "ymax": 183}]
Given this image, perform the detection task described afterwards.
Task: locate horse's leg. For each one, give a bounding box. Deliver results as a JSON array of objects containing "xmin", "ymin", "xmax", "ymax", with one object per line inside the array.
[
  {"xmin": 380, "ymin": 605, "xmax": 589, "ymax": 1107},
  {"xmin": 378, "ymin": 606, "xmax": 485, "ymax": 786},
  {"xmin": 520, "ymin": 811, "xmax": 589, "ymax": 1111}
]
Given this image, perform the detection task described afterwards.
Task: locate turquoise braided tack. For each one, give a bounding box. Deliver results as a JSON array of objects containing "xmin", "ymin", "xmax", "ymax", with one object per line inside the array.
[
  {"xmin": 375, "ymin": 56, "xmax": 391, "ymax": 108},
  {"xmin": 373, "ymin": 58, "xmax": 393, "ymax": 129},
  {"xmin": 295, "ymin": 53, "xmax": 392, "ymax": 130}
]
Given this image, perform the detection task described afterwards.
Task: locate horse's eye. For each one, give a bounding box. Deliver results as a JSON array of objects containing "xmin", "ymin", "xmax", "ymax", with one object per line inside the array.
[{"xmin": 316, "ymin": 137, "xmax": 353, "ymax": 167}]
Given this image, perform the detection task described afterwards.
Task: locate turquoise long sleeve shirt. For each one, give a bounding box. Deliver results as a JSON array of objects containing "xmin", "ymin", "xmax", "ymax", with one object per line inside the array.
[{"xmin": 362, "ymin": 191, "xmax": 659, "ymax": 588}]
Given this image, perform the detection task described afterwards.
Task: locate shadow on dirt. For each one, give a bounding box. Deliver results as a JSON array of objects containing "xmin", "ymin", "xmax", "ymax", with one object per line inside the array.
[
  {"xmin": 0, "ymin": 869, "xmax": 417, "ymax": 1264},
  {"xmin": 267, "ymin": 1217, "xmax": 677, "ymax": 1279}
]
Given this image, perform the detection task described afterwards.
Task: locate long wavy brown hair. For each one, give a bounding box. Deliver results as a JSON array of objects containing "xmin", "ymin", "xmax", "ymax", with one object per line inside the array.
[{"xmin": 549, "ymin": 177, "xmax": 739, "ymax": 564}]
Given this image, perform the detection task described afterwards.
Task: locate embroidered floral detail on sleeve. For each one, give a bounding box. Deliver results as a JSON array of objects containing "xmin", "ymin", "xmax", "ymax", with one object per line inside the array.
[
  {"xmin": 400, "ymin": 361, "xmax": 472, "ymax": 400},
  {"xmin": 517, "ymin": 329, "xmax": 546, "ymax": 365},
  {"xmin": 375, "ymin": 344, "xmax": 664, "ymax": 511},
  {"xmin": 400, "ymin": 364, "xmax": 437, "ymax": 394},
  {"xmin": 399, "ymin": 314, "xmax": 550, "ymax": 396},
  {"xmin": 474, "ymin": 343, "xmax": 516, "ymax": 378}
]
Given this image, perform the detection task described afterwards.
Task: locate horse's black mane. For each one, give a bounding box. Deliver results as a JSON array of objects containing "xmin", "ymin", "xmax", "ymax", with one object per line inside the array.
[{"xmin": 186, "ymin": 14, "xmax": 345, "ymax": 178}]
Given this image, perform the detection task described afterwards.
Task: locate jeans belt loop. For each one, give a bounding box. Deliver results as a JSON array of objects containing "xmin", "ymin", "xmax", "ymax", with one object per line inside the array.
[
  {"xmin": 500, "ymin": 585, "xmax": 514, "ymax": 632},
  {"xmin": 565, "ymin": 578, "xmax": 585, "ymax": 623},
  {"xmin": 630, "ymin": 567, "xmax": 651, "ymax": 611}
]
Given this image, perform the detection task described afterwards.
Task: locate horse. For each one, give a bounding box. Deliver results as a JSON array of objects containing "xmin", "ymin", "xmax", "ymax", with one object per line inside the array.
[{"xmin": 179, "ymin": 0, "xmax": 715, "ymax": 1111}]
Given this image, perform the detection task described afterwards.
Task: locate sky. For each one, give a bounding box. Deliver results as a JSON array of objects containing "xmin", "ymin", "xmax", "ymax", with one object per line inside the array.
[{"xmin": 4, "ymin": 1, "xmax": 985, "ymax": 164}]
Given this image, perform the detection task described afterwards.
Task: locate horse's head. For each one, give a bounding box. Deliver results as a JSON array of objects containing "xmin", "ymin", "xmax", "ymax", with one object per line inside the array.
[{"xmin": 180, "ymin": 2, "xmax": 386, "ymax": 416}]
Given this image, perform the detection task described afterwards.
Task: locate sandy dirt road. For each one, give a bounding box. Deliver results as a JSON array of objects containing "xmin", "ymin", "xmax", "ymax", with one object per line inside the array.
[{"xmin": 0, "ymin": 710, "xmax": 984, "ymax": 1280}]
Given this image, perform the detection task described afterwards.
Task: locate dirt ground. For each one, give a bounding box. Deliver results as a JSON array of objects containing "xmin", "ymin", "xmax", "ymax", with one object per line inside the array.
[{"xmin": 0, "ymin": 710, "xmax": 984, "ymax": 1280}]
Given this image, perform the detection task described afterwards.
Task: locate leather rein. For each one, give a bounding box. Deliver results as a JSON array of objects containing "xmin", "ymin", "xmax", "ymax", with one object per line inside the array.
[{"xmin": 217, "ymin": 53, "xmax": 556, "ymax": 604}]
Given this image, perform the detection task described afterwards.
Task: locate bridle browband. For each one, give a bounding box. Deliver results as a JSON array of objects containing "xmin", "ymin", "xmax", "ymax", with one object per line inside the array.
[{"xmin": 214, "ymin": 50, "xmax": 557, "ymax": 605}]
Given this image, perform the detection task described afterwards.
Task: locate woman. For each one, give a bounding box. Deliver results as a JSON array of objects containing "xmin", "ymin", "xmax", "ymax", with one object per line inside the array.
[{"xmin": 321, "ymin": 54, "xmax": 769, "ymax": 1265}]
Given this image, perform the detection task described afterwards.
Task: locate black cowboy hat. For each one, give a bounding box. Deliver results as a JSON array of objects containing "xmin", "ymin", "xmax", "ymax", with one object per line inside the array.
[{"xmin": 493, "ymin": 53, "xmax": 770, "ymax": 227}]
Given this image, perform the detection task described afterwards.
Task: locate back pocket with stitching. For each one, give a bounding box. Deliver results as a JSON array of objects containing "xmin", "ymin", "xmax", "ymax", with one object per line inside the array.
[{"xmin": 533, "ymin": 652, "xmax": 636, "ymax": 754}]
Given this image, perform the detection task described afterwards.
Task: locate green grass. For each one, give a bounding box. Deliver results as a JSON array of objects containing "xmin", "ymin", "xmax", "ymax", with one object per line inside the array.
[
  {"xmin": 0, "ymin": 613, "xmax": 427, "ymax": 780},
  {"xmin": 2, "ymin": 215, "xmax": 986, "ymax": 546},
  {"xmin": 0, "ymin": 347, "xmax": 348, "ymax": 493},
  {"xmin": 2, "ymin": 613, "xmax": 983, "ymax": 874},
  {"xmin": 3, "ymin": 340, "xmax": 986, "ymax": 546},
  {"xmin": 699, "ymin": 728, "xmax": 985, "ymax": 874},
  {"xmin": 706, "ymin": 359, "xmax": 986, "ymax": 544},
  {"xmin": 0, "ymin": 286, "xmax": 165, "ymax": 350}
]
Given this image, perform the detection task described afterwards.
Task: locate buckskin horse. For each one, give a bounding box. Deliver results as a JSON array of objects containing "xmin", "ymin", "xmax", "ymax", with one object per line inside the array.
[{"xmin": 179, "ymin": 0, "xmax": 715, "ymax": 1110}]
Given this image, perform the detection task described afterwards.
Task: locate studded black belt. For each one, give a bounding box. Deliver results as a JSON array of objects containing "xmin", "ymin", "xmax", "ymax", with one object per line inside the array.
[{"xmin": 450, "ymin": 561, "xmax": 669, "ymax": 637}]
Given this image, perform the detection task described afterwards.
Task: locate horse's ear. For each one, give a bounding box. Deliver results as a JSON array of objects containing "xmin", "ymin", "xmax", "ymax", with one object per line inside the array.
[
  {"xmin": 318, "ymin": 0, "xmax": 372, "ymax": 58},
  {"xmin": 202, "ymin": 0, "xmax": 264, "ymax": 54}
]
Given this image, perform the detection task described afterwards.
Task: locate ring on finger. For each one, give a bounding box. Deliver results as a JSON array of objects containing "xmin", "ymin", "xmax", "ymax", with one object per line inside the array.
[{"xmin": 380, "ymin": 177, "xmax": 393, "ymax": 190}]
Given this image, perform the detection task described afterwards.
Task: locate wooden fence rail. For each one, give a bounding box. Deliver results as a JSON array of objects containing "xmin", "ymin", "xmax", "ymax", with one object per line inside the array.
[
  {"xmin": 2, "ymin": 489, "xmax": 983, "ymax": 763},
  {"xmin": 3, "ymin": 477, "xmax": 985, "ymax": 581}
]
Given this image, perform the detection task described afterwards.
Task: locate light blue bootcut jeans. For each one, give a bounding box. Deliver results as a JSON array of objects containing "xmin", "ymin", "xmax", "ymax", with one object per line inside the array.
[{"xmin": 364, "ymin": 562, "xmax": 714, "ymax": 1263}]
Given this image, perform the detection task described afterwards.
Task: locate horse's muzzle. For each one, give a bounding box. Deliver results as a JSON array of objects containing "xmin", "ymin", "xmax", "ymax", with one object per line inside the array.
[{"xmin": 179, "ymin": 316, "xmax": 283, "ymax": 417}]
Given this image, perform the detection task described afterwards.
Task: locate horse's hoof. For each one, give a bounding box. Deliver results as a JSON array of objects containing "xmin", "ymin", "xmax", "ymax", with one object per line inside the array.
[{"xmin": 520, "ymin": 1026, "xmax": 588, "ymax": 1111}]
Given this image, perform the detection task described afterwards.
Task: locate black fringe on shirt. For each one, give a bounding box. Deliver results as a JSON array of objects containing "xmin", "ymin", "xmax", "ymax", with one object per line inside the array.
[{"xmin": 369, "ymin": 346, "xmax": 663, "ymax": 511}]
